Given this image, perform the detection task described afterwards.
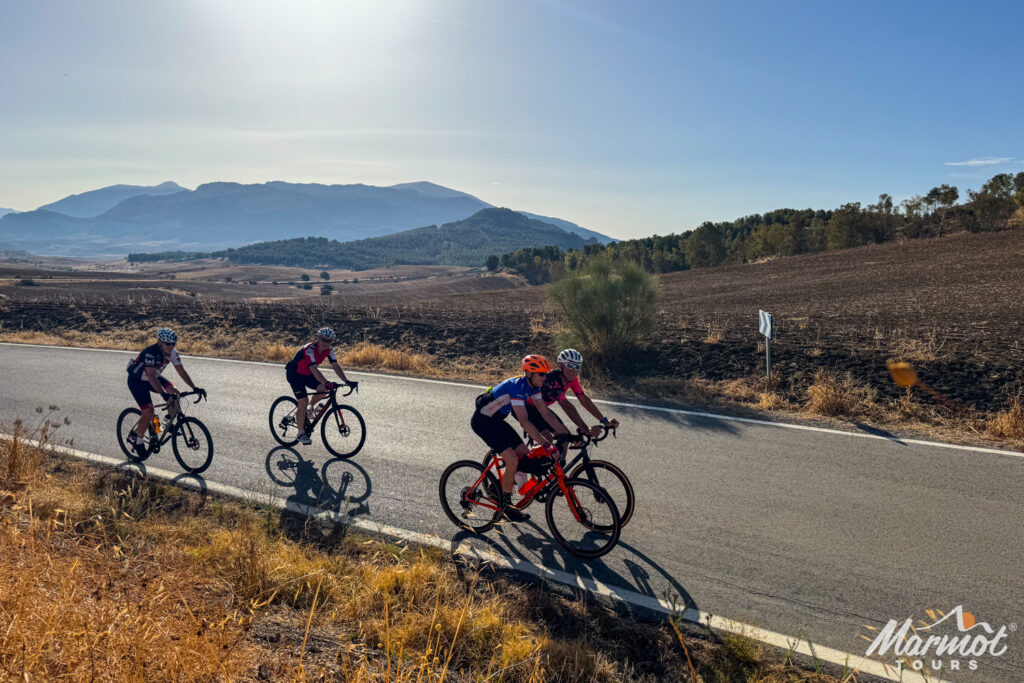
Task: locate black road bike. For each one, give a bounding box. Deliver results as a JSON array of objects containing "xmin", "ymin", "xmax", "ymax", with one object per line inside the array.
[
  {"xmin": 116, "ymin": 390, "xmax": 213, "ymax": 474},
  {"xmin": 482, "ymin": 425, "xmax": 634, "ymax": 528},
  {"xmin": 269, "ymin": 383, "xmax": 365, "ymax": 458}
]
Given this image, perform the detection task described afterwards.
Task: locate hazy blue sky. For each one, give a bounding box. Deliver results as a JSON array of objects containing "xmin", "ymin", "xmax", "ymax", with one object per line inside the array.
[{"xmin": 1, "ymin": 0, "xmax": 1021, "ymax": 238}]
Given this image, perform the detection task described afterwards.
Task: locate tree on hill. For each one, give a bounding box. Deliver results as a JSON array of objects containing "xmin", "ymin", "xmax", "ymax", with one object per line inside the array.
[
  {"xmin": 301, "ymin": 273, "xmax": 310, "ymax": 282},
  {"xmin": 320, "ymin": 270, "xmax": 330, "ymax": 280},
  {"xmin": 486, "ymin": 254, "xmax": 499, "ymax": 271}
]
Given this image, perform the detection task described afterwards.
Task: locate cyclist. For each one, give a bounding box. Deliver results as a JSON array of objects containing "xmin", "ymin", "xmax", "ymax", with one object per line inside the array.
[
  {"xmin": 472, "ymin": 354, "xmax": 571, "ymax": 520},
  {"xmin": 525, "ymin": 348, "xmax": 619, "ymax": 439},
  {"xmin": 125, "ymin": 328, "xmax": 205, "ymax": 457},
  {"xmin": 285, "ymin": 326, "xmax": 355, "ymax": 445}
]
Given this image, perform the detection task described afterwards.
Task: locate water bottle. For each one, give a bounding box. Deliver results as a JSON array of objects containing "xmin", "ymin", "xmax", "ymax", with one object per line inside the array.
[{"xmin": 152, "ymin": 416, "xmax": 161, "ymax": 434}]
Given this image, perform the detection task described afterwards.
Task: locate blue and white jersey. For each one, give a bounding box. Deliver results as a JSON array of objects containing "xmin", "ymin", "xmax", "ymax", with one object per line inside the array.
[{"xmin": 478, "ymin": 376, "xmax": 542, "ymax": 418}]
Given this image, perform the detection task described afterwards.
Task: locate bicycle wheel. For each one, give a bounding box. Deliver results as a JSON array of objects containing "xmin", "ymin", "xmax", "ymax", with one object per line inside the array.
[
  {"xmin": 320, "ymin": 404, "xmax": 366, "ymax": 458},
  {"xmin": 172, "ymin": 417, "xmax": 213, "ymax": 474},
  {"xmin": 269, "ymin": 396, "xmax": 300, "ymax": 446},
  {"xmin": 116, "ymin": 408, "xmax": 150, "ymax": 461},
  {"xmin": 265, "ymin": 447, "xmax": 303, "ymax": 486},
  {"xmin": 545, "ymin": 478, "xmax": 621, "ymax": 558},
  {"xmin": 568, "ymin": 459, "xmax": 635, "ymax": 529},
  {"xmin": 439, "ymin": 460, "xmax": 503, "ymax": 533}
]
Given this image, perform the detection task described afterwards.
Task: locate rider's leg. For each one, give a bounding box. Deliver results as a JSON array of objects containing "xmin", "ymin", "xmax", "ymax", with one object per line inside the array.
[
  {"xmin": 500, "ymin": 443, "xmax": 530, "ymax": 496},
  {"xmin": 135, "ymin": 405, "xmax": 154, "ymax": 438},
  {"xmin": 295, "ymin": 396, "xmax": 310, "ymax": 431}
]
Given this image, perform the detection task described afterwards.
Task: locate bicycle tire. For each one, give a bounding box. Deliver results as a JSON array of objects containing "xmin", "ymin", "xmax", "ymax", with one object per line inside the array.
[
  {"xmin": 320, "ymin": 404, "xmax": 366, "ymax": 458},
  {"xmin": 172, "ymin": 416, "xmax": 214, "ymax": 474},
  {"xmin": 116, "ymin": 407, "xmax": 150, "ymax": 461},
  {"xmin": 269, "ymin": 395, "xmax": 300, "ymax": 447},
  {"xmin": 545, "ymin": 478, "xmax": 621, "ymax": 558},
  {"xmin": 568, "ymin": 459, "xmax": 635, "ymax": 529},
  {"xmin": 439, "ymin": 459, "xmax": 503, "ymax": 533}
]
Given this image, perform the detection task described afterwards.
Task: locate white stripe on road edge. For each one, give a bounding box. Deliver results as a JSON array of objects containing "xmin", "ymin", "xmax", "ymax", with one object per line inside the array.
[
  {"xmin": 4, "ymin": 340, "xmax": 1023, "ymax": 460},
  {"xmin": 0, "ymin": 432, "xmax": 947, "ymax": 683}
]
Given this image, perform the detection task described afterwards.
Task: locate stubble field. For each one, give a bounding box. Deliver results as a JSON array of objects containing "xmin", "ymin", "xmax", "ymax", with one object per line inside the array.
[{"xmin": 2, "ymin": 229, "xmax": 1023, "ymax": 444}]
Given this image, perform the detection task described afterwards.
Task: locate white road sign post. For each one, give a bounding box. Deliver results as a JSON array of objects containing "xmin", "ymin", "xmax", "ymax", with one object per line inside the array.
[{"xmin": 758, "ymin": 310, "xmax": 774, "ymax": 376}]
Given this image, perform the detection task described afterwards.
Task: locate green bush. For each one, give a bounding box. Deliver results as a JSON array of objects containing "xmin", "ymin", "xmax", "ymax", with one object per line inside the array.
[
  {"xmin": 546, "ymin": 258, "xmax": 660, "ymax": 369},
  {"xmin": 16, "ymin": 278, "xmax": 39, "ymax": 287}
]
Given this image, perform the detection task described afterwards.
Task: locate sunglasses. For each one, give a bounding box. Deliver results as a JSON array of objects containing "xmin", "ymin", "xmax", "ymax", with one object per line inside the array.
[{"xmin": 563, "ymin": 362, "xmax": 581, "ymax": 370}]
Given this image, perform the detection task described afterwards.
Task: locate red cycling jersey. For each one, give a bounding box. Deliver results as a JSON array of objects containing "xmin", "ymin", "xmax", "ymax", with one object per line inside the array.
[
  {"xmin": 286, "ymin": 342, "xmax": 337, "ymax": 376},
  {"xmin": 527, "ymin": 369, "xmax": 585, "ymax": 407}
]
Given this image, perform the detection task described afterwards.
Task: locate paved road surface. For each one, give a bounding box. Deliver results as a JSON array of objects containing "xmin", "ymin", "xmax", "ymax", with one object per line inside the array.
[{"xmin": 1, "ymin": 344, "xmax": 1021, "ymax": 682}]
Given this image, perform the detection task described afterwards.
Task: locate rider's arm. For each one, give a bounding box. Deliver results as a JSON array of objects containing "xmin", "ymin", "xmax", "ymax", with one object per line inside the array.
[
  {"xmin": 578, "ymin": 392, "xmax": 617, "ymax": 427},
  {"xmin": 512, "ymin": 403, "xmax": 551, "ymax": 446},
  {"xmin": 173, "ymin": 363, "xmax": 197, "ymax": 391},
  {"xmin": 308, "ymin": 365, "xmax": 329, "ymax": 387},
  {"xmin": 533, "ymin": 401, "xmax": 570, "ymax": 435},
  {"xmin": 329, "ymin": 360, "xmax": 351, "ymax": 384},
  {"xmin": 557, "ymin": 397, "xmax": 590, "ymax": 432},
  {"xmin": 144, "ymin": 367, "xmax": 166, "ymax": 394}
]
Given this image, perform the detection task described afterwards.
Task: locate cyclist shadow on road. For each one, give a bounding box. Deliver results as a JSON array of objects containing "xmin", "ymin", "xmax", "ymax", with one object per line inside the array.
[
  {"xmin": 447, "ymin": 524, "xmax": 699, "ymax": 622},
  {"xmin": 264, "ymin": 446, "xmax": 373, "ymax": 519}
]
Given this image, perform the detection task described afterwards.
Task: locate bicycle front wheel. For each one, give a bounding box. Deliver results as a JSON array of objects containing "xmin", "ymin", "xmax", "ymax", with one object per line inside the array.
[
  {"xmin": 439, "ymin": 460, "xmax": 503, "ymax": 533},
  {"xmin": 116, "ymin": 407, "xmax": 149, "ymax": 461},
  {"xmin": 269, "ymin": 396, "xmax": 300, "ymax": 446},
  {"xmin": 568, "ymin": 459, "xmax": 635, "ymax": 529},
  {"xmin": 172, "ymin": 417, "xmax": 213, "ymax": 474},
  {"xmin": 321, "ymin": 404, "xmax": 366, "ymax": 458},
  {"xmin": 545, "ymin": 478, "xmax": 621, "ymax": 558}
]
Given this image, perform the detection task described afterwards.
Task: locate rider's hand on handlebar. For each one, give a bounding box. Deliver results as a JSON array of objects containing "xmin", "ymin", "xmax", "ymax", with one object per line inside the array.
[
  {"xmin": 588, "ymin": 424, "xmax": 603, "ymax": 438},
  {"xmin": 195, "ymin": 387, "xmax": 207, "ymax": 399},
  {"xmin": 542, "ymin": 442, "xmax": 559, "ymax": 456},
  {"xmin": 160, "ymin": 391, "xmax": 172, "ymax": 401}
]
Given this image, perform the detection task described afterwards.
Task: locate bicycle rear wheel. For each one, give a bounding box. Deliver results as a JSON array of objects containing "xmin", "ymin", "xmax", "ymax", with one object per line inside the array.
[
  {"xmin": 269, "ymin": 396, "xmax": 300, "ymax": 446},
  {"xmin": 568, "ymin": 459, "xmax": 634, "ymax": 529},
  {"xmin": 439, "ymin": 460, "xmax": 503, "ymax": 533},
  {"xmin": 321, "ymin": 404, "xmax": 366, "ymax": 458},
  {"xmin": 545, "ymin": 478, "xmax": 620, "ymax": 558},
  {"xmin": 172, "ymin": 417, "xmax": 213, "ymax": 474},
  {"xmin": 116, "ymin": 407, "xmax": 150, "ymax": 461}
]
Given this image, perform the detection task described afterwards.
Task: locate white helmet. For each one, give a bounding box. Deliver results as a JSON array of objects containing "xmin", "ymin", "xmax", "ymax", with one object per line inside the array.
[
  {"xmin": 317, "ymin": 326, "xmax": 336, "ymax": 341},
  {"xmin": 157, "ymin": 328, "xmax": 178, "ymax": 344},
  {"xmin": 557, "ymin": 348, "xmax": 583, "ymax": 365}
]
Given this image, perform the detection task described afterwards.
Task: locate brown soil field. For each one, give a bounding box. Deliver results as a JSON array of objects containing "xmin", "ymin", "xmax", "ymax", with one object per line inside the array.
[{"xmin": 3, "ymin": 229, "xmax": 1023, "ymax": 445}]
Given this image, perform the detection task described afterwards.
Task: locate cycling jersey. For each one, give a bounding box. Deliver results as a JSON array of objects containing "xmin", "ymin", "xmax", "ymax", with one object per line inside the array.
[
  {"xmin": 478, "ymin": 376, "xmax": 543, "ymax": 418},
  {"xmin": 127, "ymin": 343, "xmax": 182, "ymax": 381},
  {"xmin": 528, "ymin": 369, "xmax": 585, "ymax": 406},
  {"xmin": 286, "ymin": 342, "xmax": 337, "ymax": 376}
]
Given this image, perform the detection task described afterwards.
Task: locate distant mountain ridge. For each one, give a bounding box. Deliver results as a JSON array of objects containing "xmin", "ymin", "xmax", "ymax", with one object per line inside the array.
[
  {"xmin": 0, "ymin": 180, "xmax": 612, "ymax": 257},
  {"xmin": 134, "ymin": 208, "xmax": 599, "ymax": 269},
  {"xmin": 38, "ymin": 181, "xmax": 186, "ymax": 218},
  {"xmin": 0, "ymin": 208, "xmax": 16, "ymax": 218}
]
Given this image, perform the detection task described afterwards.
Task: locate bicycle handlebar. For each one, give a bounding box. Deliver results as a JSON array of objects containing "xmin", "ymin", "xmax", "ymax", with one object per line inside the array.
[{"xmin": 326, "ymin": 381, "xmax": 358, "ymax": 397}]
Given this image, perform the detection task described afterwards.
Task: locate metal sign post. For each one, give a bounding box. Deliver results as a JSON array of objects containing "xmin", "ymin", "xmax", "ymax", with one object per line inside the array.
[{"xmin": 758, "ymin": 310, "xmax": 774, "ymax": 376}]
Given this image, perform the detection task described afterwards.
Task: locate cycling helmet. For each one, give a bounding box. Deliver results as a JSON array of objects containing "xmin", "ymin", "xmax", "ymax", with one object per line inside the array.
[
  {"xmin": 317, "ymin": 326, "xmax": 336, "ymax": 341},
  {"xmin": 557, "ymin": 348, "xmax": 583, "ymax": 365},
  {"xmin": 157, "ymin": 328, "xmax": 177, "ymax": 344},
  {"xmin": 521, "ymin": 354, "xmax": 551, "ymax": 374}
]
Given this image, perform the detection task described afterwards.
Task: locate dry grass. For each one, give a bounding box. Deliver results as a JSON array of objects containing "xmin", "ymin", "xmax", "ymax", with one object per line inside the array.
[
  {"xmin": 987, "ymin": 393, "xmax": 1024, "ymax": 439},
  {"xmin": 804, "ymin": 370, "xmax": 880, "ymax": 419},
  {"xmin": 340, "ymin": 342, "xmax": 432, "ymax": 374},
  {"xmin": 0, "ymin": 422, "xmax": 853, "ymax": 682},
  {"xmin": 703, "ymin": 325, "xmax": 725, "ymax": 344}
]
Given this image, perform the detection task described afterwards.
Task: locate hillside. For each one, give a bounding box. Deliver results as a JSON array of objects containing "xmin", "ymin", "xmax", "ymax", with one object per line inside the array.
[{"xmin": 206, "ymin": 208, "xmax": 598, "ymax": 269}]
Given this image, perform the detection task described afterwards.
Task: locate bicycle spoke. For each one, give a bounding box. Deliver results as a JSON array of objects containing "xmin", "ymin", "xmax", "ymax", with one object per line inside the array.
[{"xmin": 545, "ymin": 478, "xmax": 620, "ymax": 558}]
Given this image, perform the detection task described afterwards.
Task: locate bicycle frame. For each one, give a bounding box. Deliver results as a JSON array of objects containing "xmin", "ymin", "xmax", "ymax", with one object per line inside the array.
[
  {"xmin": 301, "ymin": 384, "xmax": 357, "ymax": 432},
  {"xmin": 145, "ymin": 391, "xmax": 203, "ymax": 450},
  {"xmin": 478, "ymin": 447, "xmax": 589, "ymax": 523}
]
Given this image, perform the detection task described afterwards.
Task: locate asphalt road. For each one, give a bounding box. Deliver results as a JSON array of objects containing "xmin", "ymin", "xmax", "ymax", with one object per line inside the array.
[{"xmin": 1, "ymin": 343, "xmax": 1022, "ymax": 682}]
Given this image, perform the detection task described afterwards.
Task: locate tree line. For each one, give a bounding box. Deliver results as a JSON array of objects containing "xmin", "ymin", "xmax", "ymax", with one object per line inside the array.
[{"xmin": 491, "ymin": 172, "xmax": 1024, "ymax": 284}]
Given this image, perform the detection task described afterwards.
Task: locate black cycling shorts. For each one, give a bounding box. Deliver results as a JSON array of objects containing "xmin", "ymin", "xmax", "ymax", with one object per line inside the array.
[
  {"xmin": 471, "ymin": 393, "xmax": 525, "ymax": 454},
  {"xmin": 128, "ymin": 375, "xmax": 173, "ymax": 409},
  {"xmin": 287, "ymin": 366, "xmax": 322, "ymax": 399}
]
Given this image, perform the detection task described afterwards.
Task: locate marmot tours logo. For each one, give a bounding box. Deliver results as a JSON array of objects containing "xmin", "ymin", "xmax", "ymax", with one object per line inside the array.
[{"xmin": 861, "ymin": 605, "xmax": 1016, "ymax": 675}]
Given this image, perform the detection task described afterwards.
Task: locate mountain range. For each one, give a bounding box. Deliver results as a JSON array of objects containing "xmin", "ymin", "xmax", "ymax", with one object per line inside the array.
[
  {"xmin": 187, "ymin": 207, "xmax": 599, "ymax": 270},
  {"xmin": 0, "ymin": 181, "xmax": 611, "ymax": 258}
]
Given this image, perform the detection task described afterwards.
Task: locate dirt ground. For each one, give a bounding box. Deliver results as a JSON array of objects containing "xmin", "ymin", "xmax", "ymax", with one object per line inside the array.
[{"xmin": 2, "ymin": 229, "xmax": 1023, "ymax": 419}]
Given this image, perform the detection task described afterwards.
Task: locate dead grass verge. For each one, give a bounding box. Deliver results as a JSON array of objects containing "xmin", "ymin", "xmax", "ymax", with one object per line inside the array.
[{"xmin": 1, "ymin": 422, "xmax": 852, "ymax": 682}]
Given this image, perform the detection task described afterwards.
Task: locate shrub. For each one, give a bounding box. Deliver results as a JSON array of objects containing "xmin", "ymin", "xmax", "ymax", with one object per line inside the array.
[
  {"xmin": 16, "ymin": 278, "xmax": 39, "ymax": 286},
  {"xmin": 546, "ymin": 258, "xmax": 659, "ymax": 368},
  {"xmin": 300, "ymin": 274, "xmax": 310, "ymax": 282},
  {"xmin": 320, "ymin": 284, "xmax": 333, "ymax": 295}
]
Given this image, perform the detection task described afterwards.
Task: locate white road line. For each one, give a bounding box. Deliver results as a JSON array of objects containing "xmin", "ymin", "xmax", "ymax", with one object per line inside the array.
[
  {"xmin": 0, "ymin": 432, "xmax": 947, "ymax": 683},
  {"xmin": 4, "ymin": 341, "xmax": 1023, "ymax": 460}
]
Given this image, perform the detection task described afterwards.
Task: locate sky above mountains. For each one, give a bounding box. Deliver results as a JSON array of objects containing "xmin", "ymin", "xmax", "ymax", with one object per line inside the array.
[{"xmin": 1, "ymin": 0, "xmax": 1021, "ymax": 239}]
